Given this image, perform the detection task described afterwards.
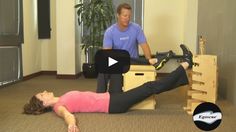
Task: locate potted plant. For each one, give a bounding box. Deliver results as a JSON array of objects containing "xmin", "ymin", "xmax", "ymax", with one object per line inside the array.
[{"xmin": 75, "ymin": 0, "xmax": 114, "ymax": 78}]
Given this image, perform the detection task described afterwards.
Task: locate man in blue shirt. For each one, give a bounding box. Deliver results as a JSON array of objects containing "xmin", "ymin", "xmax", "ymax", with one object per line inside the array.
[
  {"xmin": 103, "ymin": 3, "xmax": 152, "ymax": 60},
  {"xmin": 103, "ymin": 18, "xmax": 148, "ymax": 59},
  {"xmin": 97, "ymin": 3, "xmax": 172, "ymax": 93}
]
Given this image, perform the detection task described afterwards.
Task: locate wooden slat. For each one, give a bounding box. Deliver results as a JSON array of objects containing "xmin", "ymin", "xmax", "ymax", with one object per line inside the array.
[
  {"xmin": 187, "ymin": 90, "xmax": 205, "ymax": 96},
  {"xmin": 192, "ymin": 72, "xmax": 216, "ymax": 83},
  {"xmin": 192, "ymin": 82, "xmax": 217, "ymax": 92}
]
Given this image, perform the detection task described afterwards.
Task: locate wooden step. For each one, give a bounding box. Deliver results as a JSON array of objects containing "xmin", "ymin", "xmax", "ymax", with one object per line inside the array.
[{"xmin": 187, "ymin": 90, "xmax": 206, "ymax": 96}]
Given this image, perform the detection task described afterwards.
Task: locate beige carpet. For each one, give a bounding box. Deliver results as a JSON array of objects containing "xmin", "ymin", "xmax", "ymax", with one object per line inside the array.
[{"xmin": 0, "ymin": 75, "xmax": 235, "ymax": 132}]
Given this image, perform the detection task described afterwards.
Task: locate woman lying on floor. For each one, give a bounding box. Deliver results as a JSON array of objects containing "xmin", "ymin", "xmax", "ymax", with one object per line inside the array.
[{"xmin": 23, "ymin": 45, "xmax": 193, "ymax": 132}]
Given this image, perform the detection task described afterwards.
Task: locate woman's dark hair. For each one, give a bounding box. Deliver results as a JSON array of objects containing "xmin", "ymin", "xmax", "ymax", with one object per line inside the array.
[
  {"xmin": 23, "ymin": 95, "xmax": 52, "ymax": 115},
  {"xmin": 117, "ymin": 3, "xmax": 132, "ymax": 15}
]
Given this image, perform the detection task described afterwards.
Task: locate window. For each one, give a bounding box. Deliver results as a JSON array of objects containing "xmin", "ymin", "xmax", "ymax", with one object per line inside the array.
[{"xmin": 37, "ymin": 0, "xmax": 51, "ymax": 39}]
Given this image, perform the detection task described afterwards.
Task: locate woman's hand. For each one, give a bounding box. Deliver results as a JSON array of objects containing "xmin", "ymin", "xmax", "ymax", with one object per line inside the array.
[
  {"xmin": 68, "ymin": 124, "xmax": 79, "ymax": 132},
  {"xmin": 57, "ymin": 106, "xmax": 79, "ymax": 132}
]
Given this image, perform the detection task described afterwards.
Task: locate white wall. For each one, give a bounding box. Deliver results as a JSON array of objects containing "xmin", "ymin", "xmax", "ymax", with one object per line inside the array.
[
  {"xmin": 22, "ymin": 0, "xmax": 57, "ymax": 76},
  {"xmin": 143, "ymin": 0, "xmax": 198, "ymax": 72},
  {"xmin": 56, "ymin": 0, "xmax": 77, "ymax": 75},
  {"xmin": 22, "ymin": 0, "xmax": 41, "ymax": 76},
  {"xmin": 184, "ymin": 0, "xmax": 198, "ymax": 54},
  {"xmin": 41, "ymin": 0, "xmax": 57, "ymax": 71},
  {"xmin": 22, "ymin": 0, "xmax": 80, "ymax": 76},
  {"xmin": 143, "ymin": 0, "xmax": 187, "ymax": 55},
  {"xmin": 143, "ymin": 0, "xmax": 198, "ymax": 54}
]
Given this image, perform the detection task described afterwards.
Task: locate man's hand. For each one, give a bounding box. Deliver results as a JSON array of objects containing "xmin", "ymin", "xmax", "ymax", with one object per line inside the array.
[
  {"xmin": 148, "ymin": 58, "xmax": 157, "ymax": 65},
  {"xmin": 68, "ymin": 124, "xmax": 79, "ymax": 132}
]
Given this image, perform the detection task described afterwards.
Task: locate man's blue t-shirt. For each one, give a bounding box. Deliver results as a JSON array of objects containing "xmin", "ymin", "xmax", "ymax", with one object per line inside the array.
[{"xmin": 103, "ymin": 22, "xmax": 147, "ymax": 58}]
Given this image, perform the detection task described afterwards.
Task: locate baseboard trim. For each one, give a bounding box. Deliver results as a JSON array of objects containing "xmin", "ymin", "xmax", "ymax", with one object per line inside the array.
[
  {"xmin": 56, "ymin": 72, "xmax": 83, "ymax": 79},
  {"xmin": 23, "ymin": 71, "xmax": 56, "ymax": 81},
  {"xmin": 23, "ymin": 72, "xmax": 42, "ymax": 81},
  {"xmin": 41, "ymin": 71, "xmax": 57, "ymax": 75}
]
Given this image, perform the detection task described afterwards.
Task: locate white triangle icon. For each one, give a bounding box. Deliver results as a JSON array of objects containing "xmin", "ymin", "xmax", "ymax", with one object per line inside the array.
[{"xmin": 108, "ymin": 57, "xmax": 118, "ymax": 67}]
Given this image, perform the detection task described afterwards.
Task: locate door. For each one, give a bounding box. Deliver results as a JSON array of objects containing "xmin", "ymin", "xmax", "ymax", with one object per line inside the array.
[{"xmin": 0, "ymin": 0, "xmax": 23, "ymax": 86}]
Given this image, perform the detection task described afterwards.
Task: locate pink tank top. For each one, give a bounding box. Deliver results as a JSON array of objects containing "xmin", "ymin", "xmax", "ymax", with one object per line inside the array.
[{"xmin": 53, "ymin": 91, "xmax": 110, "ymax": 114}]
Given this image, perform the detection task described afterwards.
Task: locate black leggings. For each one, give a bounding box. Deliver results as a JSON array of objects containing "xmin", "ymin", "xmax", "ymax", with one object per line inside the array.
[
  {"xmin": 96, "ymin": 58, "xmax": 150, "ymax": 93},
  {"xmin": 108, "ymin": 65, "xmax": 188, "ymax": 113}
]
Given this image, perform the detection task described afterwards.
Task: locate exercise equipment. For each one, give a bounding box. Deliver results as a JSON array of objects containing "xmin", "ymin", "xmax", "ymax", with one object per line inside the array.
[
  {"xmin": 123, "ymin": 65, "xmax": 157, "ymax": 109},
  {"xmin": 184, "ymin": 37, "xmax": 218, "ymax": 115},
  {"xmin": 183, "ymin": 55, "xmax": 217, "ymax": 114}
]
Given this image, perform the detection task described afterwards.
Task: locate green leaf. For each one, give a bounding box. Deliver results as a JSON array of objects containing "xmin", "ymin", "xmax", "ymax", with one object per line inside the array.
[
  {"xmin": 74, "ymin": 3, "xmax": 83, "ymax": 8},
  {"xmin": 75, "ymin": 0, "xmax": 115, "ymax": 56}
]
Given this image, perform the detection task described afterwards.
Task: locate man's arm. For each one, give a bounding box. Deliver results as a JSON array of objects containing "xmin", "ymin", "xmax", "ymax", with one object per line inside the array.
[
  {"xmin": 140, "ymin": 43, "xmax": 157, "ymax": 65},
  {"xmin": 140, "ymin": 43, "xmax": 152, "ymax": 59},
  {"xmin": 57, "ymin": 106, "xmax": 79, "ymax": 132}
]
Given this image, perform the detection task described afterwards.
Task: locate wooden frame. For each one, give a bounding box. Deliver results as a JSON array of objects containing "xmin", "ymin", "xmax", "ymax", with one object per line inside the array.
[{"xmin": 184, "ymin": 55, "xmax": 218, "ymax": 114}]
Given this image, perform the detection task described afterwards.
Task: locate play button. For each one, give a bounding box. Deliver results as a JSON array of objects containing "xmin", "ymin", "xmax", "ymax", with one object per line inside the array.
[
  {"xmin": 108, "ymin": 57, "xmax": 118, "ymax": 67},
  {"xmin": 95, "ymin": 49, "xmax": 130, "ymax": 74}
]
